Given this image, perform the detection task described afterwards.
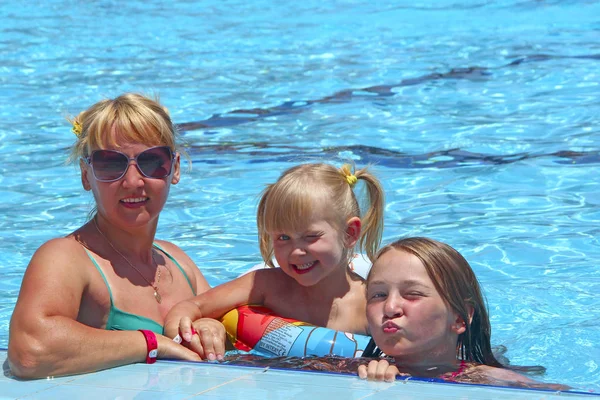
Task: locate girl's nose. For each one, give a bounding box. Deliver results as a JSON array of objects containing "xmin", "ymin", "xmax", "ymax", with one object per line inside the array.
[
  {"xmin": 291, "ymin": 246, "xmax": 307, "ymax": 256},
  {"xmin": 383, "ymin": 294, "xmax": 403, "ymax": 318}
]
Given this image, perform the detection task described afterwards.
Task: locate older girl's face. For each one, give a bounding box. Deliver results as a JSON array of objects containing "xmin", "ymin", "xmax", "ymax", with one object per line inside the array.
[{"xmin": 366, "ymin": 248, "xmax": 465, "ymax": 366}]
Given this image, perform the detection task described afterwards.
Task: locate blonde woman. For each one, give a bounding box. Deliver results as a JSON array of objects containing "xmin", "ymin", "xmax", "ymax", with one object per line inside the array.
[{"xmin": 9, "ymin": 93, "xmax": 226, "ymax": 379}]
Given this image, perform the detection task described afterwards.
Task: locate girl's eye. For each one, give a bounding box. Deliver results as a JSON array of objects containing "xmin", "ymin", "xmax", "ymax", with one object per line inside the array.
[
  {"xmin": 404, "ymin": 292, "xmax": 424, "ymax": 300},
  {"xmin": 305, "ymin": 233, "xmax": 323, "ymax": 241},
  {"xmin": 278, "ymin": 234, "xmax": 290, "ymax": 241},
  {"xmin": 368, "ymin": 292, "xmax": 387, "ymax": 301}
]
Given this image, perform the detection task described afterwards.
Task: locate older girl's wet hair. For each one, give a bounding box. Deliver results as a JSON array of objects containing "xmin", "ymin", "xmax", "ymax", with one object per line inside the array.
[
  {"xmin": 367, "ymin": 237, "xmax": 546, "ymax": 374},
  {"xmin": 257, "ymin": 163, "xmax": 384, "ymax": 267},
  {"xmin": 69, "ymin": 93, "xmax": 180, "ymax": 161},
  {"xmin": 368, "ymin": 237, "xmax": 503, "ymax": 367}
]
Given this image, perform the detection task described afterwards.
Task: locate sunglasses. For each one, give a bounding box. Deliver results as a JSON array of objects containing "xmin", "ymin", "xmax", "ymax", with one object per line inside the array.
[{"xmin": 83, "ymin": 146, "xmax": 175, "ymax": 182}]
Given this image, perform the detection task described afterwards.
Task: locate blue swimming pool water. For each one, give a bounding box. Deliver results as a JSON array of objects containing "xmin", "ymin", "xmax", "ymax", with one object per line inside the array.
[{"xmin": 1, "ymin": 0, "xmax": 599, "ymax": 392}]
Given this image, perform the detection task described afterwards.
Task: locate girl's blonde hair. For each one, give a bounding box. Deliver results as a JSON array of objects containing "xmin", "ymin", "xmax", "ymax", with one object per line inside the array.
[
  {"xmin": 69, "ymin": 93, "xmax": 180, "ymax": 161},
  {"xmin": 257, "ymin": 163, "xmax": 384, "ymax": 267}
]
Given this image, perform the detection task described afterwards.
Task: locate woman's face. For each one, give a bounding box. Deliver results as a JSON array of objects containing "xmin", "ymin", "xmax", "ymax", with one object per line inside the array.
[
  {"xmin": 366, "ymin": 248, "xmax": 465, "ymax": 365},
  {"xmin": 81, "ymin": 139, "xmax": 180, "ymax": 229}
]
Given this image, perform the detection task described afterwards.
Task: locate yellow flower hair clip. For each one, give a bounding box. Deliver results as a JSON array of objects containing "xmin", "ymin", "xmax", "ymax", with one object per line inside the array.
[
  {"xmin": 341, "ymin": 164, "xmax": 358, "ymax": 188},
  {"xmin": 72, "ymin": 119, "xmax": 83, "ymax": 137}
]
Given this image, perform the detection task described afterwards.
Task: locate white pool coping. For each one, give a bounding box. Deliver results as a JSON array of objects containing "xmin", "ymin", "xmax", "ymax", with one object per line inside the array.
[{"xmin": 1, "ymin": 350, "xmax": 597, "ymax": 399}]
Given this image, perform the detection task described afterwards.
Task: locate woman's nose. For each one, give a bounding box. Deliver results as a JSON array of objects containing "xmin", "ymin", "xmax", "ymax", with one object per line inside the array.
[{"xmin": 121, "ymin": 161, "xmax": 145, "ymax": 187}]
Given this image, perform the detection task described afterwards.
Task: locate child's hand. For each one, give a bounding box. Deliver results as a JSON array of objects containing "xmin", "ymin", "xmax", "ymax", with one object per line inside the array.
[
  {"xmin": 164, "ymin": 300, "xmax": 202, "ymax": 342},
  {"xmin": 187, "ymin": 318, "xmax": 227, "ymax": 361},
  {"xmin": 358, "ymin": 359, "xmax": 399, "ymax": 382}
]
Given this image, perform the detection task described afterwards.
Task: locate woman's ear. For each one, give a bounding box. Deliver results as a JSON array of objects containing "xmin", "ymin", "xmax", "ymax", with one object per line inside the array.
[
  {"xmin": 171, "ymin": 153, "xmax": 181, "ymax": 185},
  {"xmin": 80, "ymin": 159, "xmax": 92, "ymax": 191},
  {"xmin": 344, "ymin": 217, "xmax": 361, "ymax": 248}
]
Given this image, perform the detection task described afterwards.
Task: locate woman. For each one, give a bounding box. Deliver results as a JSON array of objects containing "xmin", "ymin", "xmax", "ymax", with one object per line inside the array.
[{"xmin": 8, "ymin": 93, "xmax": 226, "ymax": 379}]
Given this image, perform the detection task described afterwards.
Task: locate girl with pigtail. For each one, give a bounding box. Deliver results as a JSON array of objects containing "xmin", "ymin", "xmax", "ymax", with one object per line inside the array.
[{"xmin": 165, "ymin": 163, "xmax": 385, "ymax": 339}]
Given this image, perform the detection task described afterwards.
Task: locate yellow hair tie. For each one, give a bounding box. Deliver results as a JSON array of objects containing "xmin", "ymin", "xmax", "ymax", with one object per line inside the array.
[
  {"xmin": 346, "ymin": 174, "xmax": 358, "ymax": 187},
  {"xmin": 341, "ymin": 164, "xmax": 358, "ymax": 188},
  {"xmin": 72, "ymin": 119, "xmax": 83, "ymax": 137}
]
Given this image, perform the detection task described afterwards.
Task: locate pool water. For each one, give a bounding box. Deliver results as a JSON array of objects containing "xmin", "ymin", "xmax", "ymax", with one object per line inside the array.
[{"xmin": 1, "ymin": 0, "xmax": 599, "ymax": 392}]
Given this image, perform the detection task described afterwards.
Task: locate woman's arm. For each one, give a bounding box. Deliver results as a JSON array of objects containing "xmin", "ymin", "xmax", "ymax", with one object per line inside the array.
[{"xmin": 8, "ymin": 239, "xmax": 199, "ymax": 379}]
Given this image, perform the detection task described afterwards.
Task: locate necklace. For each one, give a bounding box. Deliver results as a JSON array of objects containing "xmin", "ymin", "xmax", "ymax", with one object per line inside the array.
[{"xmin": 93, "ymin": 217, "xmax": 162, "ymax": 303}]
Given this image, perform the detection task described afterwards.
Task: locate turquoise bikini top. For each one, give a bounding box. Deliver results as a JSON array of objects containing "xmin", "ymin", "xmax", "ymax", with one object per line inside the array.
[{"xmin": 84, "ymin": 243, "xmax": 196, "ymax": 335}]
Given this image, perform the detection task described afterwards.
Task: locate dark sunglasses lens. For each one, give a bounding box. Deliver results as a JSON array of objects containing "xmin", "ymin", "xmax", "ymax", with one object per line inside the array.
[
  {"xmin": 92, "ymin": 150, "xmax": 128, "ymax": 181},
  {"xmin": 137, "ymin": 147, "xmax": 172, "ymax": 178}
]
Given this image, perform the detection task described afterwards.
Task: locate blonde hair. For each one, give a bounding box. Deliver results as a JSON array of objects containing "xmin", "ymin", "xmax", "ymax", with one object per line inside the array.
[
  {"xmin": 69, "ymin": 93, "xmax": 181, "ymax": 161},
  {"xmin": 257, "ymin": 163, "xmax": 384, "ymax": 267}
]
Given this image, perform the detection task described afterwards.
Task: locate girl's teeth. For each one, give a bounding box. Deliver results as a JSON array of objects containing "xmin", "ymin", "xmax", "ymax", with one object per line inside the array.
[{"xmin": 296, "ymin": 261, "xmax": 315, "ymax": 270}]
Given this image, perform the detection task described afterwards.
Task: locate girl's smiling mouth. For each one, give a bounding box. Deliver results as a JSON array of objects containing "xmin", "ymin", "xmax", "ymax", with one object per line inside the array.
[{"xmin": 293, "ymin": 260, "xmax": 317, "ymax": 274}]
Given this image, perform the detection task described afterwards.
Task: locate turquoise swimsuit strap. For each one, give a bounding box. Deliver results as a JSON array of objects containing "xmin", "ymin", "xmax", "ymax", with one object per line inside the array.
[
  {"xmin": 152, "ymin": 242, "xmax": 196, "ymax": 296},
  {"xmin": 84, "ymin": 248, "xmax": 116, "ymax": 307},
  {"xmin": 83, "ymin": 243, "xmax": 197, "ymax": 334}
]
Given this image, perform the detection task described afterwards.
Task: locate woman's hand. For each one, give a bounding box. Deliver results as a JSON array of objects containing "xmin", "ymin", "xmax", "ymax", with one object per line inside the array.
[
  {"xmin": 156, "ymin": 334, "xmax": 202, "ymax": 362},
  {"xmin": 358, "ymin": 359, "xmax": 399, "ymax": 382}
]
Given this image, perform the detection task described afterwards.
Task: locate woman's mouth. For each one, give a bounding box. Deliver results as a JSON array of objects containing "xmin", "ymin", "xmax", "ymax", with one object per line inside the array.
[{"xmin": 120, "ymin": 197, "xmax": 149, "ymax": 208}]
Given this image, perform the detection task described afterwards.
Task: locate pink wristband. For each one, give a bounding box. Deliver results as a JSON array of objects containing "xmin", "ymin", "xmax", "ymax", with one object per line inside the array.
[{"xmin": 139, "ymin": 329, "xmax": 158, "ymax": 364}]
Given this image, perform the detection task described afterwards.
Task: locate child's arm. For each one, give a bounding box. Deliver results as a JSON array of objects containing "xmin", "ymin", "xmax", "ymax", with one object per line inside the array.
[
  {"xmin": 476, "ymin": 365, "xmax": 572, "ymax": 390},
  {"xmin": 164, "ymin": 270, "xmax": 271, "ymax": 350}
]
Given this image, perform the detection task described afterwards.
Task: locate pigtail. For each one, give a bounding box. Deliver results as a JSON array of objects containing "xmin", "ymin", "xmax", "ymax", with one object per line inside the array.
[
  {"xmin": 353, "ymin": 167, "xmax": 385, "ymax": 263},
  {"xmin": 257, "ymin": 184, "xmax": 276, "ymax": 267}
]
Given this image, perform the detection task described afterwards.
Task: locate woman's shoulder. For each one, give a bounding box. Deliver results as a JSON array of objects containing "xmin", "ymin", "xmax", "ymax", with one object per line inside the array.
[
  {"xmin": 23, "ymin": 236, "xmax": 92, "ymax": 285},
  {"xmin": 33, "ymin": 236, "xmax": 88, "ymax": 263},
  {"xmin": 153, "ymin": 239, "xmax": 198, "ymax": 270},
  {"xmin": 152, "ymin": 239, "xmax": 208, "ymax": 290}
]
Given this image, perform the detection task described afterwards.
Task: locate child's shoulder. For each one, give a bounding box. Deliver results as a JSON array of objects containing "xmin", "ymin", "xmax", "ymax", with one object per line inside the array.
[{"xmin": 471, "ymin": 364, "xmax": 534, "ymax": 384}]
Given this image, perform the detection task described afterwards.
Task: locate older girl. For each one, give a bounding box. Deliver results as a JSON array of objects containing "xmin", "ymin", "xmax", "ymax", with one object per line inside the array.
[{"xmin": 358, "ymin": 237, "xmax": 568, "ymax": 389}]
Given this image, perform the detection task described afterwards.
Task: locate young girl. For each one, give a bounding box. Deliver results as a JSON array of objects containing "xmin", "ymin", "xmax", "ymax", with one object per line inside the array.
[
  {"xmin": 358, "ymin": 237, "xmax": 569, "ymax": 389},
  {"xmin": 164, "ymin": 163, "xmax": 384, "ymax": 343}
]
